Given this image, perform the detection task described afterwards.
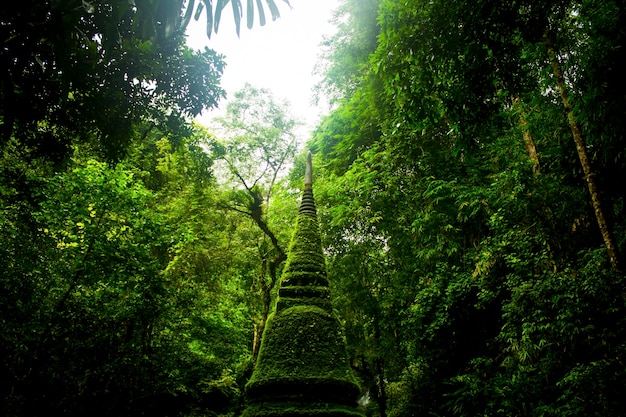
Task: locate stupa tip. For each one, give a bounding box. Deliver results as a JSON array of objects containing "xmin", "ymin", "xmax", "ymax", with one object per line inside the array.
[{"xmin": 305, "ymin": 150, "xmax": 313, "ymax": 189}]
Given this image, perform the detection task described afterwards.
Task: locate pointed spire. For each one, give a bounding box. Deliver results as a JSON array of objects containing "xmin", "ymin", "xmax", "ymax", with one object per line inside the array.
[
  {"xmin": 241, "ymin": 151, "xmax": 363, "ymax": 417},
  {"xmin": 300, "ymin": 150, "xmax": 316, "ymax": 216},
  {"xmin": 280, "ymin": 151, "xmax": 327, "ymax": 293},
  {"xmin": 305, "ymin": 150, "xmax": 313, "ymax": 189}
]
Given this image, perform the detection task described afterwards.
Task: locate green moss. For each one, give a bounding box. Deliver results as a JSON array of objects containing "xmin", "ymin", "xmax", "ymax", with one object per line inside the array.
[
  {"xmin": 247, "ymin": 306, "xmax": 357, "ymax": 387},
  {"xmin": 242, "ymin": 401, "xmax": 364, "ymax": 417},
  {"xmin": 241, "ymin": 177, "xmax": 362, "ymax": 417},
  {"xmin": 276, "ymin": 297, "xmax": 331, "ymax": 311},
  {"xmin": 278, "ymin": 286, "xmax": 330, "ymax": 298},
  {"xmin": 280, "ymin": 269, "xmax": 329, "ymax": 288},
  {"xmin": 277, "ymin": 286, "xmax": 331, "ymax": 311},
  {"xmin": 280, "ymin": 214, "xmax": 328, "ymax": 288}
]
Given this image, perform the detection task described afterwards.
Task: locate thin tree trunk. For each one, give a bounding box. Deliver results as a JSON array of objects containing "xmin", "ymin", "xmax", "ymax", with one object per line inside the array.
[
  {"xmin": 544, "ymin": 32, "xmax": 620, "ymax": 271},
  {"xmin": 252, "ymin": 255, "xmax": 281, "ymax": 364},
  {"xmin": 512, "ymin": 95, "xmax": 540, "ymax": 174},
  {"xmin": 370, "ymin": 321, "xmax": 388, "ymax": 417},
  {"xmin": 374, "ymin": 358, "xmax": 388, "ymax": 417},
  {"xmin": 252, "ymin": 317, "xmax": 265, "ymax": 364},
  {"xmin": 250, "ymin": 232, "xmax": 285, "ymax": 364},
  {"xmin": 220, "ymin": 187, "xmax": 286, "ymax": 363},
  {"xmin": 251, "ymin": 257, "xmax": 268, "ymax": 363}
]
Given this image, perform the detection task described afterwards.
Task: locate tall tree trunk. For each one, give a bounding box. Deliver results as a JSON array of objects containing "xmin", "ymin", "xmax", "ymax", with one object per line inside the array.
[
  {"xmin": 512, "ymin": 95, "xmax": 540, "ymax": 174},
  {"xmin": 544, "ymin": 32, "xmax": 620, "ymax": 271}
]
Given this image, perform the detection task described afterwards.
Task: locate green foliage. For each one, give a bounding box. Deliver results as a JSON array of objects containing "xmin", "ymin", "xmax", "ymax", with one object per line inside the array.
[
  {"xmin": 213, "ymin": 83, "xmax": 300, "ymax": 193},
  {"xmin": 0, "ymin": 0, "xmax": 225, "ymax": 161},
  {"xmin": 4, "ymin": 0, "xmax": 626, "ymax": 415},
  {"xmin": 310, "ymin": 0, "xmax": 626, "ymax": 416},
  {"xmin": 0, "ymin": 134, "xmax": 255, "ymax": 416},
  {"xmin": 314, "ymin": 0, "xmax": 381, "ymax": 104},
  {"xmin": 2, "ymin": 160, "xmax": 166, "ymax": 414}
]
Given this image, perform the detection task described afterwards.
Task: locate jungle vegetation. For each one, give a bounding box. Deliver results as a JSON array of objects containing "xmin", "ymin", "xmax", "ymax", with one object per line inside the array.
[{"xmin": 1, "ymin": 0, "xmax": 625, "ymax": 416}]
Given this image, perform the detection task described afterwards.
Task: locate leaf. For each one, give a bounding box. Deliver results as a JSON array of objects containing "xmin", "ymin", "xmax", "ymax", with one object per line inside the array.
[
  {"xmin": 201, "ymin": 0, "xmax": 214, "ymax": 39},
  {"xmin": 232, "ymin": 0, "xmax": 242, "ymax": 36},
  {"xmin": 213, "ymin": 0, "xmax": 228, "ymax": 34},
  {"xmin": 266, "ymin": 0, "xmax": 280, "ymax": 21},
  {"xmin": 256, "ymin": 0, "xmax": 266, "ymax": 26},
  {"xmin": 181, "ymin": 0, "xmax": 196, "ymax": 30},
  {"xmin": 193, "ymin": 0, "xmax": 203, "ymax": 21},
  {"xmin": 246, "ymin": 0, "xmax": 254, "ymax": 29}
]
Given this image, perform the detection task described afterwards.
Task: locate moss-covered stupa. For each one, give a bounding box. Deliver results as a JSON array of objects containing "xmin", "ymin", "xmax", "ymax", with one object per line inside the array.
[{"xmin": 242, "ymin": 152, "xmax": 363, "ymax": 417}]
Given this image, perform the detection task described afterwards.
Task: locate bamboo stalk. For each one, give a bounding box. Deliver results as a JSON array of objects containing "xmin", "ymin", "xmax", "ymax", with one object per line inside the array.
[{"xmin": 544, "ymin": 32, "xmax": 620, "ymax": 271}]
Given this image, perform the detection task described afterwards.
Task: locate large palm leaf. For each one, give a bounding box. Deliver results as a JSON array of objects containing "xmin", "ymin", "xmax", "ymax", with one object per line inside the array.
[{"xmin": 181, "ymin": 0, "xmax": 292, "ymax": 38}]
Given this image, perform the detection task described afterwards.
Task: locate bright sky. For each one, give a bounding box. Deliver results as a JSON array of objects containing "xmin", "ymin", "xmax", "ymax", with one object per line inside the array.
[{"xmin": 185, "ymin": 0, "xmax": 338, "ymax": 138}]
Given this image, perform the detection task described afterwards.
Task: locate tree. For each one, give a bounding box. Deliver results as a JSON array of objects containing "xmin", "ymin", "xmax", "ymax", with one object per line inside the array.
[
  {"xmin": 544, "ymin": 29, "xmax": 620, "ymax": 270},
  {"xmin": 0, "ymin": 125, "xmax": 263, "ymax": 415},
  {"xmin": 0, "ymin": 0, "xmax": 227, "ymax": 162},
  {"xmin": 309, "ymin": 0, "xmax": 626, "ymax": 415},
  {"xmin": 212, "ymin": 84, "xmax": 301, "ymax": 361},
  {"xmin": 0, "ymin": 1, "xmax": 299, "ymax": 415},
  {"xmin": 1, "ymin": 160, "xmax": 169, "ymax": 415},
  {"xmin": 314, "ymin": 0, "xmax": 380, "ymax": 105}
]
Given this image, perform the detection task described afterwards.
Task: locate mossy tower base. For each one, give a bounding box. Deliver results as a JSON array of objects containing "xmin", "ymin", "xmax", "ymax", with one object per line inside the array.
[{"xmin": 242, "ymin": 154, "xmax": 362, "ymax": 417}]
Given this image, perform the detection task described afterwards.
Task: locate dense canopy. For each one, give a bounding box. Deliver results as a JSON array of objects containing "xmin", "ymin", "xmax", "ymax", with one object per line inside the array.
[{"xmin": 1, "ymin": 0, "xmax": 626, "ymax": 416}]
